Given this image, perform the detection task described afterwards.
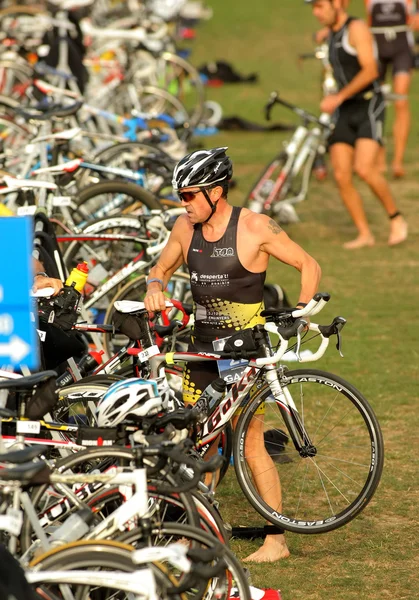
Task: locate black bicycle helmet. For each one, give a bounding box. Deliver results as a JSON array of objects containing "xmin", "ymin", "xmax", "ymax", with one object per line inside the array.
[{"xmin": 172, "ymin": 147, "xmax": 233, "ymax": 191}]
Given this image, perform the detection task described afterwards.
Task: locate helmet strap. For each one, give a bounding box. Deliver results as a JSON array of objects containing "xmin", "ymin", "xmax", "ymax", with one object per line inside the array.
[{"xmin": 202, "ymin": 188, "xmax": 219, "ymax": 223}]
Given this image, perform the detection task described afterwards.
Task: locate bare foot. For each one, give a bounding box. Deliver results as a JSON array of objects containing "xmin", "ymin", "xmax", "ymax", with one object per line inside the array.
[
  {"xmin": 343, "ymin": 235, "xmax": 375, "ymax": 250},
  {"xmin": 388, "ymin": 216, "xmax": 408, "ymax": 246},
  {"xmin": 392, "ymin": 164, "xmax": 406, "ymax": 179},
  {"xmin": 243, "ymin": 534, "xmax": 290, "ymax": 563}
]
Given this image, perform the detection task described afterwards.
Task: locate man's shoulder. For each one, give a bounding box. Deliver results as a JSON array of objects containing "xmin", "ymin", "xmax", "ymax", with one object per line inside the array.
[
  {"xmin": 173, "ymin": 213, "xmax": 194, "ymax": 233},
  {"xmin": 348, "ymin": 17, "xmax": 369, "ymax": 35},
  {"xmin": 240, "ymin": 208, "xmax": 284, "ymax": 238}
]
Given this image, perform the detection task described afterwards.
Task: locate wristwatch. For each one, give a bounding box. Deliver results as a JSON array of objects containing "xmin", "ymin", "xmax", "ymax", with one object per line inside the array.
[{"xmin": 35, "ymin": 272, "xmax": 48, "ymax": 278}]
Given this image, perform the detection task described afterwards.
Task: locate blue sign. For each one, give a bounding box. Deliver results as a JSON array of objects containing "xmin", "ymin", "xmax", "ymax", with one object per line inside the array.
[{"xmin": 0, "ymin": 217, "xmax": 39, "ymax": 369}]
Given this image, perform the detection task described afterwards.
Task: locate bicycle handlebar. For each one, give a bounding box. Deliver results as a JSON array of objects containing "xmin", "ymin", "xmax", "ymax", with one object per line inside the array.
[
  {"xmin": 265, "ymin": 91, "xmax": 331, "ymax": 129},
  {"xmin": 255, "ymin": 292, "xmax": 345, "ymax": 365}
]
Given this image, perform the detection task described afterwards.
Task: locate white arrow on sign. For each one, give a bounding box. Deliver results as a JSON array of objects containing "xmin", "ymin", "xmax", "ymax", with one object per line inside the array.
[{"xmin": 0, "ymin": 335, "xmax": 31, "ymax": 363}]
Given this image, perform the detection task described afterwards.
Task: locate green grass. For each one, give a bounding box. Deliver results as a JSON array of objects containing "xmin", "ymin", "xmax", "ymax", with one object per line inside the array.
[{"xmin": 186, "ymin": 1, "xmax": 419, "ymax": 598}]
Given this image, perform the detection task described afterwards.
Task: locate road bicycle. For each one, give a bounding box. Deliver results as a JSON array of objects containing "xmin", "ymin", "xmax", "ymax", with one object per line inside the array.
[
  {"xmin": 113, "ymin": 293, "xmax": 384, "ymax": 535},
  {"xmin": 244, "ymin": 91, "xmax": 332, "ymax": 223}
]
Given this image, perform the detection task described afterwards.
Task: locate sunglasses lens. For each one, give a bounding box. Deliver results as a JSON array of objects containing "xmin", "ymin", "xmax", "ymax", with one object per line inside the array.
[{"xmin": 178, "ymin": 190, "xmax": 198, "ymax": 202}]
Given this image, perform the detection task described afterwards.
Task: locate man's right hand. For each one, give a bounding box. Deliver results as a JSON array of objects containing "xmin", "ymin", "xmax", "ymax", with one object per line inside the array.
[{"xmin": 144, "ymin": 287, "xmax": 167, "ymax": 312}]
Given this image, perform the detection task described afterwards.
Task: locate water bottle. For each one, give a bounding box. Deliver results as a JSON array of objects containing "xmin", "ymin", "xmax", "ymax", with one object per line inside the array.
[
  {"xmin": 65, "ymin": 261, "xmax": 89, "ymax": 293},
  {"xmin": 194, "ymin": 378, "xmax": 227, "ymax": 422},
  {"xmin": 49, "ymin": 508, "xmax": 94, "ymax": 546}
]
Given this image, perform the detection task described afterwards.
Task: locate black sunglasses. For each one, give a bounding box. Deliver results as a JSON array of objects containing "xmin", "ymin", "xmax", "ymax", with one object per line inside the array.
[{"xmin": 177, "ymin": 189, "xmax": 202, "ymax": 203}]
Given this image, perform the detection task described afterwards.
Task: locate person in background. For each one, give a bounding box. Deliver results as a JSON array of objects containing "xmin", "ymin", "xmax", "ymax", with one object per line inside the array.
[
  {"xmin": 366, "ymin": 0, "xmax": 419, "ymax": 178},
  {"xmin": 307, "ymin": 0, "xmax": 408, "ymax": 249},
  {"xmin": 315, "ymin": 0, "xmax": 419, "ymax": 178}
]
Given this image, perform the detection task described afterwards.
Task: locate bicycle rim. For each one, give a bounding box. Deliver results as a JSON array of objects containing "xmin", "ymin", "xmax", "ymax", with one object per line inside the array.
[{"xmin": 233, "ymin": 369, "xmax": 384, "ymax": 533}]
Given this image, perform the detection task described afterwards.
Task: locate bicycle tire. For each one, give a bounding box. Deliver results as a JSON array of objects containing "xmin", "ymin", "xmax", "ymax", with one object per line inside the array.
[
  {"xmin": 233, "ymin": 369, "xmax": 384, "ymax": 534},
  {"xmin": 190, "ymin": 490, "xmax": 229, "ymax": 543},
  {"xmin": 54, "ymin": 375, "xmax": 123, "ymax": 424},
  {"xmin": 76, "ymin": 140, "xmax": 174, "ymax": 192},
  {"xmin": 156, "ymin": 51, "xmax": 206, "ymax": 128},
  {"xmin": 86, "ymin": 483, "xmax": 199, "ymax": 529},
  {"xmin": 74, "ymin": 179, "xmax": 161, "ymax": 225},
  {"xmin": 118, "ymin": 523, "xmax": 251, "ymax": 600},
  {"xmin": 62, "ymin": 215, "xmax": 152, "ymax": 316}
]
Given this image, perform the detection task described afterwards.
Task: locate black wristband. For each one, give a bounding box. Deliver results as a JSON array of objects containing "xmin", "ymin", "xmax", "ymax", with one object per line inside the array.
[
  {"xmin": 296, "ymin": 302, "xmax": 307, "ymax": 308},
  {"xmin": 35, "ymin": 272, "xmax": 48, "ymax": 278}
]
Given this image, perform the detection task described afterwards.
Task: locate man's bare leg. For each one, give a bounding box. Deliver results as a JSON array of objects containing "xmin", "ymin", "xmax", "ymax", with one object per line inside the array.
[
  {"xmin": 391, "ymin": 72, "xmax": 411, "ymax": 178},
  {"xmin": 330, "ymin": 144, "xmax": 375, "ymax": 249},
  {"xmin": 237, "ymin": 414, "xmax": 290, "ymax": 563},
  {"xmin": 354, "ymin": 139, "xmax": 408, "ymax": 246},
  {"xmin": 376, "ymin": 144, "xmax": 387, "ymax": 174}
]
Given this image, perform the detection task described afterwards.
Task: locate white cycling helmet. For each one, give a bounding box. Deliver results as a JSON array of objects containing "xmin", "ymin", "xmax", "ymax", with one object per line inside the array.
[{"xmin": 96, "ymin": 378, "xmax": 162, "ymax": 427}]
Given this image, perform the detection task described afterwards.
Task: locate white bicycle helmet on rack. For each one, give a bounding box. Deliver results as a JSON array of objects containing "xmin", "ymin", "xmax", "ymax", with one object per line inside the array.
[{"xmin": 96, "ymin": 378, "xmax": 162, "ymax": 427}]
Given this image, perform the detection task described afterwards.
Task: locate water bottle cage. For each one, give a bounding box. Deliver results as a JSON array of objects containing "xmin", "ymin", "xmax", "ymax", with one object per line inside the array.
[{"xmin": 38, "ymin": 285, "xmax": 82, "ymax": 331}]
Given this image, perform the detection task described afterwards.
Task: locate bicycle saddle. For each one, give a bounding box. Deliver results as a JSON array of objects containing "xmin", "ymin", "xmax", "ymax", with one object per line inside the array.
[
  {"xmin": 0, "ymin": 446, "xmax": 49, "ymax": 465},
  {"xmin": 16, "ymin": 100, "xmax": 84, "ymax": 122},
  {"xmin": 0, "ymin": 371, "xmax": 57, "ymax": 391},
  {"xmin": 0, "ymin": 460, "xmax": 49, "ymax": 484}
]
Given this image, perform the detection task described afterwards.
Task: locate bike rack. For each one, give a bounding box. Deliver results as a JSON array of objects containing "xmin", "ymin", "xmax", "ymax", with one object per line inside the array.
[{"xmin": 230, "ymin": 525, "xmax": 284, "ymax": 540}]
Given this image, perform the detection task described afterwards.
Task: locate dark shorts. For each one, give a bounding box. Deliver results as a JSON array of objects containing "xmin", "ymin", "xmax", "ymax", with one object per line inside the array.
[
  {"xmin": 182, "ymin": 335, "xmax": 265, "ymax": 415},
  {"xmin": 375, "ymin": 34, "xmax": 414, "ymax": 80},
  {"xmin": 328, "ymin": 94, "xmax": 385, "ymax": 148},
  {"xmin": 183, "ymin": 337, "xmax": 219, "ymax": 405}
]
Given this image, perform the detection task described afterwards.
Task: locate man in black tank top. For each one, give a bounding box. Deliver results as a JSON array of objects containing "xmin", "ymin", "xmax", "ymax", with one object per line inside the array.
[
  {"xmin": 307, "ymin": 0, "xmax": 407, "ymax": 249},
  {"xmin": 366, "ymin": 0, "xmax": 419, "ymax": 177},
  {"xmin": 145, "ymin": 147, "xmax": 322, "ymax": 562}
]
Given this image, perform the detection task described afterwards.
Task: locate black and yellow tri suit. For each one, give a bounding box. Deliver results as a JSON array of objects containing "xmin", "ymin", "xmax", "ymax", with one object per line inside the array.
[{"xmin": 183, "ymin": 206, "xmax": 266, "ymax": 404}]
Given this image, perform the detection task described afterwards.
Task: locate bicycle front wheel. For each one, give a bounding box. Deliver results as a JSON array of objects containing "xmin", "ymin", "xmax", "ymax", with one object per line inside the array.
[{"xmin": 233, "ymin": 369, "xmax": 384, "ymax": 534}]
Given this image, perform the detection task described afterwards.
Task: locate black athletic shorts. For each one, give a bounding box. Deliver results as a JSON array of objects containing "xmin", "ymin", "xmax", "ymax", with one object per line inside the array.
[
  {"xmin": 182, "ymin": 335, "xmax": 265, "ymax": 415},
  {"xmin": 375, "ymin": 34, "xmax": 414, "ymax": 80},
  {"xmin": 183, "ymin": 336, "xmax": 219, "ymax": 405},
  {"xmin": 328, "ymin": 93, "xmax": 385, "ymax": 148}
]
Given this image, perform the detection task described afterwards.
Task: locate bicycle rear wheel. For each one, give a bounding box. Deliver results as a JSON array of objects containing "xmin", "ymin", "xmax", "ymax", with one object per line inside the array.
[
  {"xmin": 74, "ymin": 179, "xmax": 162, "ymax": 225},
  {"xmin": 233, "ymin": 369, "xmax": 384, "ymax": 534}
]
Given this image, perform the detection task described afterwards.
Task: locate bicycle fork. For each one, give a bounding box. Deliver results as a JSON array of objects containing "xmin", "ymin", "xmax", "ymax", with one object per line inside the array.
[{"xmin": 265, "ymin": 367, "xmax": 317, "ymax": 458}]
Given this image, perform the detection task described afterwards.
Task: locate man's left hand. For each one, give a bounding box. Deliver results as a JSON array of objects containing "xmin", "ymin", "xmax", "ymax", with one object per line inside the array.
[
  {"xmin": 320, "ymin": 93, "xmax": 343, "ymax": 115},
  {"xmin": 33, "ymin": 276, "xmax": 63, "ymax": 296}
]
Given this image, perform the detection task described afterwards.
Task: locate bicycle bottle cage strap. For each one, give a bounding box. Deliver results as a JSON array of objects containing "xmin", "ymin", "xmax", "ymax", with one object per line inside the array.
[{"xmin": 222, "ymin": 329, "xmax": 258, "ymax": 354}]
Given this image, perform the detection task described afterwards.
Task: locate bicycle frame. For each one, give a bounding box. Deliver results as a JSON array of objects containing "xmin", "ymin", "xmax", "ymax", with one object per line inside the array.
[{"xmin": 149, "ymin": 352, "xmax": 314, "ymax": 455}]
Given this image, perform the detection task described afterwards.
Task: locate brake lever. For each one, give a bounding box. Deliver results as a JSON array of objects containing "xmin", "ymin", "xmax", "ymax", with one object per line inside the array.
[
  {"xmin": 335, "ymin": 321, "xmax": 345, "ymax": 358},
  {"xmin": 295, "ymin": 321, "xmax": 307, "ymax": 362}
]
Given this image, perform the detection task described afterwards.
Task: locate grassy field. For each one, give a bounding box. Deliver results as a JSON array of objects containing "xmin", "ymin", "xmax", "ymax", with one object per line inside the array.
[{"xmin": 186, "ymin": 1, "xmax": 419, "ymax": 598}]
